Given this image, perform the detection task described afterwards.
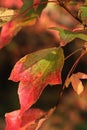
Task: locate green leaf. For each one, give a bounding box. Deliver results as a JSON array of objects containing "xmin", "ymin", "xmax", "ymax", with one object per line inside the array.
[
  {"xmin": 20, "ymin": 0, "xmax": 34, "ymax": 16},
  {"xmin": 51, "ymin": 27, "xmax": 87, "ymax": 46},
  {"xmin": 78, "ymin": 5, "xmax": 87, "ymax": 23},
  {"xmin": 20, "ymin": 0, "xmax": 48, "ymax": 17},
  {"xmin": 9, "ymin": 47, "xmax": 64, "ymax": 113},
  {"xmin": 36, "ymin": 0, "xmax": 48, "ymax": 14}
]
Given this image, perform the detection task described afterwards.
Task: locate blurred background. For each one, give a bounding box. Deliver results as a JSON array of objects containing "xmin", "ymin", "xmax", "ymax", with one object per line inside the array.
[{"xmin": 0, "ymin": 1, "xmax": 87, "ymax": 129}]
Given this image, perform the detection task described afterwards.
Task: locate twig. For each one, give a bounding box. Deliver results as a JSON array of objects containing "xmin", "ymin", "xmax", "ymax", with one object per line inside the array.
[
  {"xmin": 56, "ymin": 43, "xmax": 87, "ymax": 107},
  {"xmin": 63, "ymin": 45, "xmax": 87, "ymax": 90},
  {"xmin": 65, "ymin": 48, "xmax": 82, "ymax": 61}
]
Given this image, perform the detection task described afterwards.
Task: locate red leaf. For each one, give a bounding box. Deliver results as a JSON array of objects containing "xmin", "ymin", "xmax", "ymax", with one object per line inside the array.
[
  {"xmin": 0, "ymin": 20, "xmax": 21, "ymax": 49},
  {"xmin": 33, "ymin": 0, "xmax": 40, "ymax": 11},
  {"xmin": 18, "ymin": 70, "xmax": 61, "ymax": 114},
  {"xmin": 21, "ymin": 109, "xmax": 46, "ymax": 127},
  {"xmin": 0, "ymin": 17, "xmax": 36, "ymax": 49},
  {"xmin": 5, "ymin": 108, "xmax": 46, "ymax": 130},
  {"xmin": 0, "ymin": 0, "xmax": 23, "ymax": 8},
  {"xmin": 9, "ymin": 47, "xmax": 64, "ymax": 113},
  {"xmin": 5, "ymin": 110, "xmax": 20, "ymax": 130}
]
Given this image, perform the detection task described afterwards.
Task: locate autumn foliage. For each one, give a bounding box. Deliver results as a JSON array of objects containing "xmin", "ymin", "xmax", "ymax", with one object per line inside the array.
[{"xmin": 0, "ymin": 0, "xmax": 87, "ymax": 130}]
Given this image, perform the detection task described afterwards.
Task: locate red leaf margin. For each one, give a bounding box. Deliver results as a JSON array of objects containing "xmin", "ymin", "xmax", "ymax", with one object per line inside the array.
[
  {"xmin": 0, "ymin": 20, "xmax": 21, "ymax": 49},
  {"xmin": 5, "ymin": 108, "xmax": 46, "ymax": 130},
  {"xmin": 9, "ymin": 47, "xmax": 64, "ymax": 114},
  {"xmin": 18, "ymin": 70, "xmax": 62, "ymax": 114}
]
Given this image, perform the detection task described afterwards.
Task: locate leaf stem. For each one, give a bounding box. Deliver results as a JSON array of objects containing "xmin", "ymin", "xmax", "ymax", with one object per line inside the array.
[
  {"xmin": 65, "ymin": 48, "xmax": 82, "ymax": 61},
  {"xmin": 56, "ymin": 44, "xmax": 87, "ymax": 107},
  {"xmin": 63, "ymin": 45, "xmax": 87, "ymax": 90}
]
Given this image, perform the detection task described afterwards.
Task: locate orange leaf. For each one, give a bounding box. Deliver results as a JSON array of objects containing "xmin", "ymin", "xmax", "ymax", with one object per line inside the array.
[
  {"xmin": 76, "ymin": 72, "xmax": 87, "ymax": 79},
  {"xmin": 71, "ymin": 74, "xmax": 84, "ymax": 95}
]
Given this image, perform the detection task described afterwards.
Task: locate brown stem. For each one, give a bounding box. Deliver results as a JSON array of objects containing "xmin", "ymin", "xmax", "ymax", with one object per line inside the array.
[
  {"xmin": 56, "ymin": 44, "xmax": 87, "ymax": 107},
  {"xmin": 65, "ymin": 48, "xmax": 82, "ymax": 61},
  {"xmin": 63, "ymin": 47, "xmax": 87, "ymax": 90}
]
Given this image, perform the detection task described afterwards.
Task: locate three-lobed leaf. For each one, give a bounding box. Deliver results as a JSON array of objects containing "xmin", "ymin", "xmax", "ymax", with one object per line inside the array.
[{"xmin": 9, "ymin": 47, "xmax": 64, "ymax": 114}]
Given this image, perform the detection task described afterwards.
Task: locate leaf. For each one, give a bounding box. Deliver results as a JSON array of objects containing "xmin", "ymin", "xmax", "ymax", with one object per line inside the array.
[
  {"xmin": 50, "ymin": 27, "xmax": 87, "ymax": 46},
  {"xmin": 33, "ymin": 0, "xmax": 40, "ymax": 11},
  {"xmin": 20, "ymin": 0, "xmax": 48, "ymax": 16},
  {"xmin": 5, "ymin": 108, "xmax": 46, "ymax": 130},
  {"xmin": 20, "ymin": 0, "xmax": 34, "ymax": 16},
  {"xmin": 0, "ymin": 20, "xmax": 21, "ymax": 49},
  {"xmin": 5, "ymin": 110, "xmax": 20, "ymax": 130},
  {"xmin": 78, "ymin": 5, "xmax": 87, "ymax": 24},
  {"xmin": 76, "ymin": 72, "xmax": 87, "ymax": 79},
  {"xmin": 0, "ymin": 15, "xmax": 36, "ymax": 49},
  {"xmin": 9, "ymin": 47, "xmax": 64, "ymax": 113},
  {"xmin": 36, "ymin": 0, "xmax": 48, "ymax": 14},
  {"xmin": 0, "ymin": 8, "xmax": 14, "ymax": 27},
  {"xmin": 70, "ymin": 74, "xmax": 84, "ymax": 95},
  {"xmin": 65, "ymin": 72, "xmax": 87, "ymax": 95},
  {"xmin": 0, "ymin": 0, "xmax": 23, "ymax": 9},
  {"xmin": 0, "ymin": 0, "xmax": 48, "ymax": 49}
]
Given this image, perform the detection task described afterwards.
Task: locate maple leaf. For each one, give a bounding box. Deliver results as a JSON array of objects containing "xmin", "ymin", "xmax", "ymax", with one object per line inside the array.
[
  {"xmin": 5, "ymin": 108, "xmax": 46, "ymax": 130},
  {"xmin": 9, "ymin": 47, "xmax": 64, "ymax": 114},
  {"xmin": 65, "ymin": 72, "xmax": 87, "ymax": 95}
]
